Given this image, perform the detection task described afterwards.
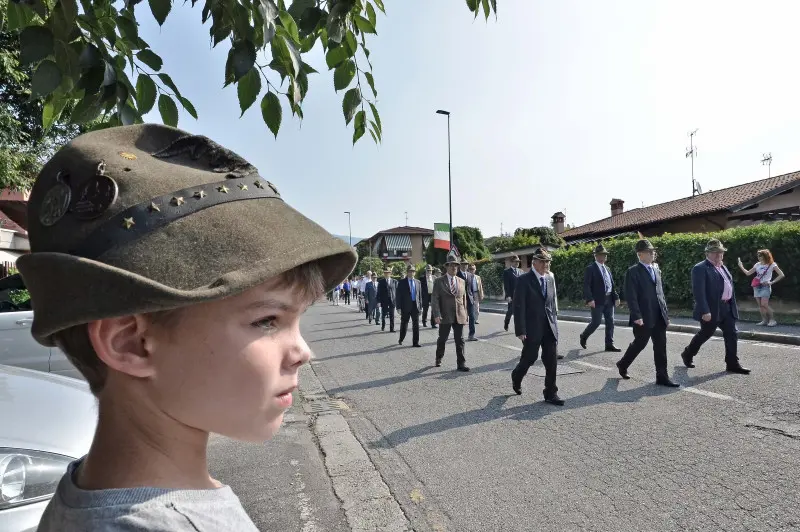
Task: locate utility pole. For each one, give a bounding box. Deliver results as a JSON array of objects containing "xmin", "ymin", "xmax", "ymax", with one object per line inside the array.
[
  {"xmin": 343, "ymin": 211, "xmax": 351, "ymax": 248},
  {"xmin": 404, "ymin": 211, "xmax": 408, "ymax": 226},
  {"xmin": 686, "ymin": 129, "xmax": 699, "ymax": 196},
  {"xmin": 500, "ymin": 222, "xmax": 503, "ymax": 236},
  {"xmin": 436, "ymin": 109, "xmax": 453, "ymax": 247},
  {"xmin": 761, "ymin": 153, "xmax": 773, "ymax": 178}
]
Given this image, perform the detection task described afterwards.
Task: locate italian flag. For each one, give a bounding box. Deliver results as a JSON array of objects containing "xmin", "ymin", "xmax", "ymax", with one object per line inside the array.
[{"xmin": 433, "ymin": 223, "xmax": 450, "ymax": 250}]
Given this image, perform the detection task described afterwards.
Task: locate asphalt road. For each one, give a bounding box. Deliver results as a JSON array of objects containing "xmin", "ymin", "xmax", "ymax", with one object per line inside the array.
[{"xmin": 293, "ymin": 301, "xmax": 800, "ymax": 532}]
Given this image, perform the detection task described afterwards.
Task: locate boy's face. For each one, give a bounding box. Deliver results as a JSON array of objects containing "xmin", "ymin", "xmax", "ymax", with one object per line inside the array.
[{"xmin": 143, "ymin": 278, "xmax": 312, "ymax": 442}]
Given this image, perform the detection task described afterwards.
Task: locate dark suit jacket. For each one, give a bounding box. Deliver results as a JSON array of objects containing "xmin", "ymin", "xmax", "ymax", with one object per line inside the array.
[
  {"xmin": 513, "ymin": 271, "xmax": 559, "ymax": 342},
  {"xmin": 691, "ymin": 260, "xmax": 739, "ymax": 322},
  {"xmin": 625, "ymin": 263, "xmax": 669, "ymax": 328},
  {"xmin": 364, "ymin": 281, "xmax": 378, "ymax": 311},
  {"xmin": 396, "ymin": 277, "xmax": 423, "ymax": 314},
  {"xmin": 457, "ymin": 270, "xmax": 476, "ymax": 306},
  {"xmin": 377, "ymin": 277, "xmax": 396, "ymax": 306},
  {"xmin": 503, "ymin": 267, "xmax": 522, "ymax": 299},
  {"xmin": 583, "ymin": 262, "xmax": 619, "ymax": 304},
  {"xmin": 420, "ymin": 275, "xmax": 434, "ymax": 305}
]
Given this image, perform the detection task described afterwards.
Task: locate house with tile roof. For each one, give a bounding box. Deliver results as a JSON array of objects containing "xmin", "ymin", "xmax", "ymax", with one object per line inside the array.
[
  {"xmin": 554, "ymin": 171, "xmax": 800, "ymax": 245},
  {"xmin": 358, "ymin": 226, "xmax": 434, "ymax": 265}
]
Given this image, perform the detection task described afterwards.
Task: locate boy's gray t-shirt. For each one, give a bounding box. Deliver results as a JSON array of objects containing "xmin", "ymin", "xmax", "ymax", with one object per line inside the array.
[{"xmin": 37, "ymin": 459, "xmax": 258, "ymax": 531}]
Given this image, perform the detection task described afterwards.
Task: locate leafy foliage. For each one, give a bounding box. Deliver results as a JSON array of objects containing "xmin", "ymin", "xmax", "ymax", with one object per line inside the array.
[
  {"xmin": 1, "ymin": 0, "xmax": 497, "ymax": 145},
  {"xmin": 424, "ymin": 225, "xmax": 490, "ymax": 266},
  {"xmin": 551, "ymin": 222, "xmax": 800, "ymax": 306},
  {"xmin": 355, "ymin": 239, "xmax": 371, "ymax": 260},
  {"xmin": 477, "ymin": 261, "xmax": 503, "ymax": 296},
  {"xmin": 357, "ymin": 255, "xmax": 383, "ymax": 276},
  {"xmin": 387, "ymin": 260, "xmax": 405, "ymax": 277}
]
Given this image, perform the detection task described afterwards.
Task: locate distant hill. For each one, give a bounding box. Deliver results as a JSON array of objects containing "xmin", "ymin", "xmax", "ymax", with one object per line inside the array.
[{"xmin": 332, "ymin": 234, "xmax": 364, "ymax": 246}]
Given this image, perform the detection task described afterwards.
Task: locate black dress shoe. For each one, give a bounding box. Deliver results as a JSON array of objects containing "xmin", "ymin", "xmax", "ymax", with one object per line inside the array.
[
  {"xmin": 390, "ymin": 329, "xmax": 395, "ymax": 333},
  {"xmin": 398, "ymin": 340, "xmax": 403, "ymax": 346},
  {"xmin": 681, "ymin": 351, "xmax": 695, "ymax": 368},
  {"xmin": 605, "ymin": 345, "xmax": 622, "ymax": 352},
  {"xmin": 435, "ymin": 358, "xmax": 442, "ymax": 367},
  {"xmin": 413, "ymin": 344, "xmax": 422, "ymax": 348},
  {"xmin": 504, "ymin": 325, "xmax": 509, "ymax": 332},
  {"xmin": 579, "ymin": 335, "xmax": 587, "ymax": 349},
  {"xmin": 544, "ymin": 394, "xmax": 565, "ymax": 406},
  {"xmin": 382, "ymin": 326, "xmax": 385, "ymax": 331},
  {"xmin": 432, "ymin": 325, "xmax": 438, "ymax": 329},
  {"xmin": 457, "ymin": 365, "xmax": 470, "ymax": 372},
  {"xmin": 726, "ymin": 365, "xmax": 751, "ymax": 375},
  {"xmin": 512, "ymin": 382, "xmax": 522, "ymax": 395},
  {"xmin": 616, "ymin": 361, "xmax": 630, "ymax": 380},
  {"xmin": 656, "ymin": 378, "xmax": 680, "ymax": 388},
  {"xmin": 556, "ymin": 354, "xmax": 565, "ymax": 360}
]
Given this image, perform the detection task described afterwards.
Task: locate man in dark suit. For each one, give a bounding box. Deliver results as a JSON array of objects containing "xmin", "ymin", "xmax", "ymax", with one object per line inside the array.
[
  {"xmin": 680, "ymin": 239, "xmax": 750, "ymax": 374},
  {"xmin": 376, "ymin": 268, "xmax": 397, "ymax": 332},
  {"xmin": 364, "ymin": 273, "xmax": 379, "ymax": 325},
  {"xmin": 420, "ymin": 264, "xmax": 437, "ymax": 329},
  {"xmin": 396, "ymin": 264, "xmax": 423, "ymax": 347},
  {"xmin": 579, "ymin": 244, "xmax": 621, "ymax": 351},
  {"xmin": 503, "ymin": 255, "xmax": 523, "ymax": 331},
  {"xmin": 458, "ymin": 261, "xmax": 478, "ymax": 341},
  {"xmin": 615, "ymin": 239, "xmax": 679, "ymax": 387},
  {"xmin": 511, "ymin": 247, "xmax": 564, "ymax": 405},
  {"xmin": 431, "ymin": 252, "xmax": 470, "ymax": 371}
]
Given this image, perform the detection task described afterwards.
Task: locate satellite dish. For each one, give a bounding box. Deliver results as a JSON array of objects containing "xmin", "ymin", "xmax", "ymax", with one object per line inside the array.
[{"xmin": 695, "ymin": 182, "xmax": 703, "ymax": 195}]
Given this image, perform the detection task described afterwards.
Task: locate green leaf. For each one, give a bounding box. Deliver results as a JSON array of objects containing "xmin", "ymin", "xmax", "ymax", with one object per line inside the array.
[
  {"xmin": 278, "ymin": 11, "xmax": 300, "ymax": 43},
  {"xmin": 290, "ymin": 76, "xmax": 301, "ymax": 105},
  {"xmin": 149, "ymin": 0, "xmax": 172, "ymax": 26},
  {"xmin": 354, "ymin": 15, "xmax": 376, "ymax": 34},
  {"xmin": 42, "ymin": 97, "xmax": 68, "ymax": 130},
  {"xmin": 342, "ymin": 87, "xmax": 360, "ymax": 124},
  {"xmin": 72, "ymin": 92, "xmax": 104, "ymax": 123},
  {"xmin": 344, "ymin": 30, "xmax": 357, "ymax": 56},
  {"xmin": 259, "ymin": 0, "xmax": 279, "ymax": 22},
  {"xmin": 261, "ymin": 91, "xmax": 281, "ymax": 138},
  {"xmin": 296, "ymin": 6, "xmax": 323, "ymax": 35},
  {"xmin": 158, "ymin": 93, "xmax": 179, "ymax": 126},
  {"xmin": 287, "ymin": 0, "xmax": 314, "ymax": 20},
  {"xmin": 481, "ymin": 0, "xmax": 490, "ymax": 20},
  {"xmin": 77, "ymin": 64, "xmax": 104, "ymax": 94},
  {"xmin": 178, "ymin": 96, "xmax": 197, "ymax": 119},
  {"xmin": 299, "ymin": 33, "xmax": 317, "ymax": 53},
  {"xmin": 369, "ymin": 128, "xmax": 377, "ymax": 143},
  {"xmin": 49, "ymin": 0, "xmax": 78, "ymax": 39},
  {"xmin": 368, "ymin": 101, "xmax": 381, "ymax": 133},
  {"xmin": 19, "ymin": 26, "xmax": 54, "ymax": 66},
  {"xmin": 325, "ymin": 46, "xmax": 349, "ymax": 69},
  {"xmin": 490, "ymin": 0, "xmax": 497, "ymax": 16},
  {"xmin": 116, "ymin": 15, "xmax": 139, "ymax": 41},
  {"xmin": 6, "ymin": 2, "xmax": 35, "ymax": 31},
  {"xmin": 102, "ymin": 61, "xmax": 116, "ymax": 86},
  {"xmin": 211, "ymin": 22, "xmax": 233, "ymax": 45},
  {"xmin": 373, "ymin": 0, "xmax": 385, "ymax": 13},
  {"xmin": 228, "ymin": 40, "xmax": 256, "ymax": 82},
  {"xmin": 237, "ymin": 67, "xmax": 261, "ymax": 116},
  {"xmin": 369, "ymin": 120, "xmax": 381, "ymax": 141},
  {"xmin": 120, "ymin": 103, "xmax": 139, "ymax": 125},
  {"xmin": 136, "ymin": 49, "xmax": 163, "ymax": 71},
  {"xmin": 135, "ymin": 74, "xmax": 157, "ymax": 114},
  {"xmin": 364, "ymin": 71, "xmax": 376, "ymax": 96},
  {"xmin": 54, "ymin": 40, "xmax": 80, "ymax": 84},
  {"xmin": 466, "ymin": 0, "xmax": 478, "ymax": 12},
  {"xmin": 31, "ymin": 60, "xmax": 62, "ymax": 98},
  {"xmin": 79, "ymin": 43, "xmax": 101, "ymax": 69},
  {"xmin": 282, "ymin": 35, "xmax": 301, "ymax": 76},
  {"xmin": 366, "ymin": 2, "xmax": 376, "ymax": 26},
  {"xmin": 157, "ymin": 73, "xmax": 182, "ymax": 98},
  {"xmin": 353, "ymin": 110, "xmax": 366, "ymax": 144},
  {"xmin": 333, "ymin": 59, "xmax": 355, "ymax": 91}
]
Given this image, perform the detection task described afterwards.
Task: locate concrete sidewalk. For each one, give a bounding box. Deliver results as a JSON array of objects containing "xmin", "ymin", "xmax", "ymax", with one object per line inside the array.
[{"xmin": 479, "ymin": 300, "xmax": 800, "ymax": 346}]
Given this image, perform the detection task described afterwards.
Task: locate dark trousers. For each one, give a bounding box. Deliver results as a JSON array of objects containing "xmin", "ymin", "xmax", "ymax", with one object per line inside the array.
[
  {"xmin": 581, "ymin": 295, "xmax": 615, "ymax": 346},
  {"xmin": 618, "ymin": 317, "xmax": 669, "ymax": 380},
  {"xmin": 504, "ymin": 300, "xmax": 513, "ymax": 329},
  {"xmin": 512, "ymin": 327, "xmax": 558, "ymax": 398},
  {"xmin": 399, "ymin": 307, "xmax": 420, "ymax": 345},
  {"xmin": 381, "ymin": 303, "xmax": 395, "ymax": 330},
  {"xmin": 467, "ymin": 302, "xmax": 476, "ymax": 337},
  {"xmin": 683, "ymin": 301, "xmax": 739, "ymax": 365},
  {"xmin": 372, "ymin": 305, "xmax": 380, "ymax": 324},
  {"xmin": 436, "ymin": 323, "xmax": 466, "ymax": 366},
  {"xmin": 422, "ymin": 299, "xmax": 430, "ymax": 326},
  {"xmin": 343, "ymin": 291, "xmax": 350, "ymax": 305}
]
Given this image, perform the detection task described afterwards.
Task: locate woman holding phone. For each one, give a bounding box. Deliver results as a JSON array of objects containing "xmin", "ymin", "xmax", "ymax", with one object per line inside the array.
[{"xmin": 737, "ymin": 249, "xmax": 785, "ymax": 326}]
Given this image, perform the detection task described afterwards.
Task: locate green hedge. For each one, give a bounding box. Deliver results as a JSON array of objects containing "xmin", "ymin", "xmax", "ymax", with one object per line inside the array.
[
  {"xmin": 552, "ymin": 222, "xmax": 800, "ymax": 306},
  {"xmin": 478, "ymin": 262, "xmax": 504, "ymax": 296}
]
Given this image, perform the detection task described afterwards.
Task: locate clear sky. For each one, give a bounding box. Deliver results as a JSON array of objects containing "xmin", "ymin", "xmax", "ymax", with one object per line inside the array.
[{"xmin": 137, "ymin": 0, "xmax": 800, "ymax": 240}]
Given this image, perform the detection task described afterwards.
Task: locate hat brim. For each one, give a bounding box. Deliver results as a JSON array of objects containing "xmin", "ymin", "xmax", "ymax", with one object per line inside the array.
[
  {"xmin": 18, "ymin": 199, "xmax": 356, "ymax": 347},
  {"xmin": 706, "ymin": 247, "xmax": 727, "ymax": 253}
]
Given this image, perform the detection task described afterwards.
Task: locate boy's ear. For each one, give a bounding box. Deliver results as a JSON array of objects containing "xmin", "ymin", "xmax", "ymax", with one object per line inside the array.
[{"xmin": 87, "ymin": 315, "xmax": 157, "ymax": 379}]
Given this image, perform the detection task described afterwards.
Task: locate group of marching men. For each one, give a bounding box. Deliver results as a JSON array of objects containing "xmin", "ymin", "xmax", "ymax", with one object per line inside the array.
[{"xmin": 348, "ymin": 236, "xmax": 755, "ymax": 407}]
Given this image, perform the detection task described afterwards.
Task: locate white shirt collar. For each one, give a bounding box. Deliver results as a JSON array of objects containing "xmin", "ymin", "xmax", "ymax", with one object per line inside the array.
[
  {"xmin": 595, "ymin": 261, "xmax": 607, "ymax": 269},
  {"xmin": 532, "ymin": 269, "xmax": 546, "ymax": 283}
]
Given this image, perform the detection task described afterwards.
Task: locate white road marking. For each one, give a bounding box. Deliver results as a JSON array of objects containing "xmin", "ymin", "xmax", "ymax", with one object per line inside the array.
[
  {"xmin": 682, "ymin": 386, "xmax": 738, "ymax": 402},
  {"xmin": 572, "ymin": 361, "xmax": 613, "ymax": 372}
]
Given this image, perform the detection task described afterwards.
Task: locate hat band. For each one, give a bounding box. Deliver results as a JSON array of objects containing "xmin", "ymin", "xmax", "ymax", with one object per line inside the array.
[{"xmin": 71, "ymin": 175, "xmax": 282, "ymax": 260}]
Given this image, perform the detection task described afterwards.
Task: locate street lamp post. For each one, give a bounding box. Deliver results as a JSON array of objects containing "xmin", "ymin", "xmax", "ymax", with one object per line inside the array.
[
  {"xmin": 436, "ymin": 109, "xmax": 453, "ymax": 248},
  {"xmin": 344, "ymin": 211, "xmax": 352, "ymax": 248}
]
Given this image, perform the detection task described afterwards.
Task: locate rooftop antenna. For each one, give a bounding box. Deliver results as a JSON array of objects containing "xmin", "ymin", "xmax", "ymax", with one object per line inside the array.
[
  {"xmin": 761, "ymin": 153, "xmax": 773, "ymax": 178},
  {"xmin": 500, "ymin": 222, "xmax": 503, "ymax": 236},
  {"xmin": 404, "ymin": 211, "xmax": 408, "ymax": 226},
  {"xmin": 686, "ymin": 129, "xmax": 699, "ymax": 196}
]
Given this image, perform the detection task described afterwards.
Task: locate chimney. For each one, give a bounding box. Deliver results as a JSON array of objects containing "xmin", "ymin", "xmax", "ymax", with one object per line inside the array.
[
  {"xmin": 610, "ymin": 198, "xmax": 624, "ymax": 217},
  {"xmin": 551, "ymin": 211, "xmax": 566, "ymax": 234}
]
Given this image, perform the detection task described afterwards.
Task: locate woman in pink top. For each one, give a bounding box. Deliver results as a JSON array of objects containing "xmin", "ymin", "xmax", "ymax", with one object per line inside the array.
[{"xmin": 737, "ymin": 249, "xmax": 785, "ymax": 326}]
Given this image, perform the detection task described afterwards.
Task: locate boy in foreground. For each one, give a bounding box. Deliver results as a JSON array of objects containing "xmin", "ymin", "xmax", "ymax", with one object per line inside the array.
[{"xmin": 18, "ymin": 124, "xmax": 356, "ymax": 531}]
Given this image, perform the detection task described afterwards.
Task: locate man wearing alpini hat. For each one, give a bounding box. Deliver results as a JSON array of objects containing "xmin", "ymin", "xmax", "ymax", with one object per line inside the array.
[
  {"xmin": 19, "ymin": 124, "xmax": 356, "ymax": 532},
  {"xmin": 420, "ymin": 264, "xmax": 436, "ymax": 328},
  {"xmin": 680, "ymin": 239, "xmax": 750, "ymax": 374},
  {"xmin": 431, "ymin": 252, "xmax": 470, "ymax": 371},
  {"xmin": 579, "ymin": 243, "xmax": 621, "ymax": 351},
  {"xmin": 503, "ymin": 254, "xmax": 523, "ymax": 331}
]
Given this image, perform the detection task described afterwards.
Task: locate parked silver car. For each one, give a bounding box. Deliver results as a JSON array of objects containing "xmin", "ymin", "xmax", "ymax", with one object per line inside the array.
[
  {"xmin": 0, "ymin": 364, "xmax": 97, "ymax": 532},
  {"xmin": 0, "ymin": 274, "xmax": 80, "ymax": 379}
]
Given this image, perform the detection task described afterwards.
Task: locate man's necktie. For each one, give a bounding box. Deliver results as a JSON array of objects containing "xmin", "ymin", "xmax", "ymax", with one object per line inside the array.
[
  {"xmin": 450, "ymin": 276, "xmax": 456, "ymax": 294},
  {"xmin": 646, "ymin": 265, "xmax": 655, "ymax": 282},
  {"xmin": 410, "ymin": 279, "xmax": 416, "ymax": 301},
  {"xmin": 540, "ymin": 276, "xmax": 547, "ymax": 297}
]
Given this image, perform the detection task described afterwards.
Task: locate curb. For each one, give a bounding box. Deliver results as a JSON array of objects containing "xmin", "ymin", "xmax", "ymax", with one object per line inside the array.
[{"xmin": 481, "ymin": 307, "xmax": 800, "ymax": 346}]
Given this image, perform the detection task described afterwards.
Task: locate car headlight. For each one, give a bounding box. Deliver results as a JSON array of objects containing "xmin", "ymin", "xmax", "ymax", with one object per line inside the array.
[{"xmin": 0, "ymin": 449, "xmax": 73, "ymax": 510}]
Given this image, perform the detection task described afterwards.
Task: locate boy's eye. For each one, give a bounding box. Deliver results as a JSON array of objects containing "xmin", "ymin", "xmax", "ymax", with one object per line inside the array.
[{"xmin": 253, "ymin": 317, "xmax": 277, "ymax": 330}]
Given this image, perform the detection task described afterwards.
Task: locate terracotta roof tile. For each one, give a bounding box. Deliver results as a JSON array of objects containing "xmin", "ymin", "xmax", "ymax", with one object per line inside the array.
[
  {"xmin": 561, "ymin": 171, "xmax": 800, "ymax": 240},
  {"xmin": 0, "ymin": 208, "xmax": 26, "ymax": 234}
]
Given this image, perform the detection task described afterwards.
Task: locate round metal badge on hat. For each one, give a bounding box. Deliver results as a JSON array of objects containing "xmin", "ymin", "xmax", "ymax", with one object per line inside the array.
[
  {"xmin": 71, "ymin": 161, "xmax": 119, "ymax": 220},
  {"xmin": 38, "ymin": 172, "xmax": 72, "ymax": 227}
]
